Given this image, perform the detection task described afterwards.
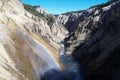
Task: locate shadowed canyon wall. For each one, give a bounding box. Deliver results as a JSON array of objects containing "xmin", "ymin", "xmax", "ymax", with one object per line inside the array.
[{"xmin": 57, "ymin": 0, "xmax": 120, "ymax": 80}]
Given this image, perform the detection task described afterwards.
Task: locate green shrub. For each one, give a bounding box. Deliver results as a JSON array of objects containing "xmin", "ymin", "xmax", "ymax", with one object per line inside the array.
[
  {"xmin": 46, "ymin": 15, "xmax": 55, "ymax": 27},
  {"xmin": 24, "ymin": 4, "xmax": 44, "ymax": 18},
  {"xmin": 24, "ymin": 4, "xmax": 55, "ymax": 26}
]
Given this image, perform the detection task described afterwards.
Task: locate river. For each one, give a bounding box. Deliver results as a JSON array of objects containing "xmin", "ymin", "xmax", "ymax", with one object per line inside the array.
[
  {"xmin": 38, "ymin": 33, "xmax": 81, "ymax": 80},
  {"xmin": 40, "ymin": 40, "xmax": 81, "ymax": 80},
  {"xmin": 59, "ymin": 41, "xmax": 81, "ymax": 80}
]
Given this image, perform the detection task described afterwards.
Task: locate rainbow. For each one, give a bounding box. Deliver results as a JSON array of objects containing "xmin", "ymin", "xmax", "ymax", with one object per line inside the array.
[{"xmin": 34, "ymin": 38, "xmax": 61, "ymax": 69}]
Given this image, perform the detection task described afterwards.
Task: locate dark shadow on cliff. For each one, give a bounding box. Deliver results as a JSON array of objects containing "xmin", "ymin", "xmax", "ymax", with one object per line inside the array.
[{"xmin": 71, "ymin": 1, "xmax": 120, "ymax": 80}]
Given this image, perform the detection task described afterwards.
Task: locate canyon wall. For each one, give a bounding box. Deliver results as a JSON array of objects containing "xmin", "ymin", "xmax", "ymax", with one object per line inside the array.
[
  {"xmin": 0, "ymin": 0, "xmax": 67, "ymax": 80},
  {"xmin": 57, "ymin": 0, "xmax": 120, "ymax": 80}
]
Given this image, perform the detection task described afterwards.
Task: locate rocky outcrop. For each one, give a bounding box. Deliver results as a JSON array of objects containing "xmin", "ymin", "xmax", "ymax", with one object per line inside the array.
[
  {"xmin": 57, "ymin": 0, "xmax": 120, "ymax": 80},
  {"xmin": 34, "ymin": 6, "xmax": 48, "ymax": 14}
]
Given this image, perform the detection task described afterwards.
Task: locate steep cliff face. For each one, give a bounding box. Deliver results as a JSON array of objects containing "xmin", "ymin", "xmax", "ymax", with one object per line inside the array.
[
  {"xmin": 0, "ymin": 0, "xmax": 68, "ymax": 49},
  {"xmin": 56, "ymin": 0, "xmax": 120, "ymax": 53},
  {"xmin": 57, "ymin": 0, "xmax": 120, "ymax": 80},
  {"xmin": 23, "ymin": 4, "xmax": 68, "ymax": 46},
  {"xmin": 0, "ymin": 23, "xmax": 60, "ymax": 80},
  {"xmin": 56, "ymin": 5, "xmax": 103, "ymax": 53},
  {"xmin": 0, "ymin": 0, "xmax": 67, "ymax": 80}
]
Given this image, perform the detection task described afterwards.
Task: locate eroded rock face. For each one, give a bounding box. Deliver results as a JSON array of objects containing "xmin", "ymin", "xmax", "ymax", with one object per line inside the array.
[
  {"xmin": 0, "ymin": 0, "xmax": 24, "ymax": 14},
  {"xmin": 0, "ymin": 0, "xmax": 67, "ymax": 80},
  {"xmin": 0, "ymin": 0, "xmax": 68, "ymax": 48},
  {"xmin": 56, "ymin": 0, "xmax": 120, "ymax": 54},
  {"xmin": 57, "ymin": 0, "xmax": 120, "ymax": 80},
  {"xmin": 0, "ymin": 22, "xmax": 61, "ymax": 80},
  {"xmin": 24, "ymin": 7, "xmax": 68, "ymax": 49}
]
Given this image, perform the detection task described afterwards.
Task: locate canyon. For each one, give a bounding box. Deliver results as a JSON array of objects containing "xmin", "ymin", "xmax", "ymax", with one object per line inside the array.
[{"xmin": 0, "ymin": 0, "xmax": 120, "ymax": 80}]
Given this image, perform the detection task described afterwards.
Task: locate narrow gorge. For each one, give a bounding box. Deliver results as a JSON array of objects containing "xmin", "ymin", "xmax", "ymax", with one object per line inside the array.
[{"xmin": 0, "ymin": 0, "xmax": 120, "ymax": 80}]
